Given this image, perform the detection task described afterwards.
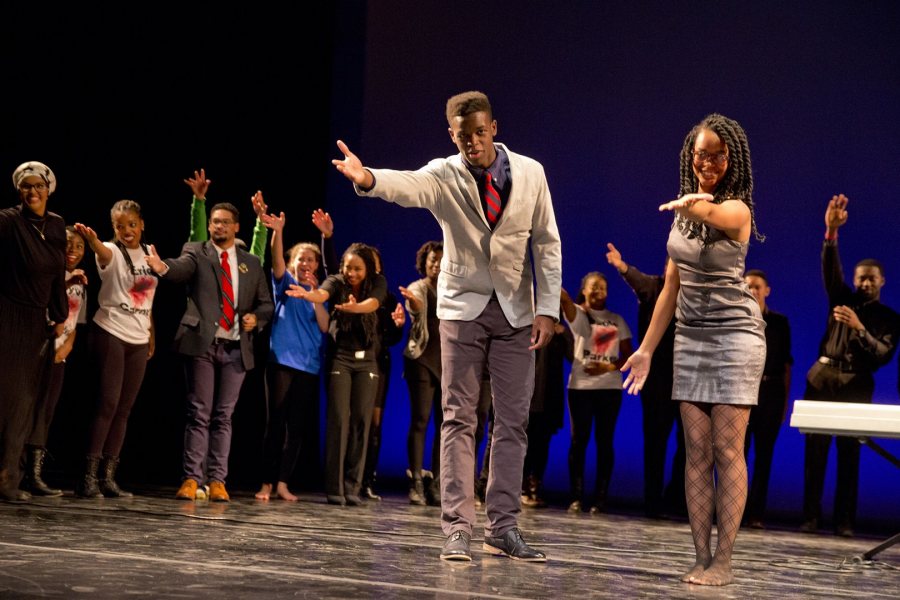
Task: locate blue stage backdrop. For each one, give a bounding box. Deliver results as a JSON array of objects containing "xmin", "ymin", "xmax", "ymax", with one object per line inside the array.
[{"xmin": 325, "ymin": 2, "xmax": 900, "ymax": 523}]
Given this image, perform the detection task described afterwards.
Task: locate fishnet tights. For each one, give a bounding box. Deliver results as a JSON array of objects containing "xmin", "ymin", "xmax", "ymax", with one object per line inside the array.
[{"xmin": 680, "ymin": 402, "xmax": 750, "ymax": 566}]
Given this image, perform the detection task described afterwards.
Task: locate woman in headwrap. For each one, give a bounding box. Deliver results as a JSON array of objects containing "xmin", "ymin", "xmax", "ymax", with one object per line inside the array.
[{"xmin": 0, "ymin": 161, "xmax": 67, "ymax": 502}]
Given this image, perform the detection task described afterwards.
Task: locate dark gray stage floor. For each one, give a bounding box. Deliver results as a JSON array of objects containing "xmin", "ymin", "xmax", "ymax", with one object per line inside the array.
[{"xmin": 1, "ymin": 488, "xmax": 898, "ymax": 599}]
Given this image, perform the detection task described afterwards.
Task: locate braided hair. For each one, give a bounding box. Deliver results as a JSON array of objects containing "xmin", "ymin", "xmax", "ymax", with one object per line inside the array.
[{"xmin": 677, "ymin": 113, "xmax": 764, "ymax": 243}]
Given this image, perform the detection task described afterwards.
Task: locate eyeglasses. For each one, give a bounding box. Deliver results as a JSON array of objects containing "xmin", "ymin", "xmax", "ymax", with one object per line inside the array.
[
  {"xmin": 19, "ymin": 182, "xmax": 48, "ymax": 192},
  {"xmin": 210, "ymin": 218, "xmax": 235, "ymax": 226},
  {"xmin": 692, "ymin": 150, "xmax": 728, "ymax": 166}
]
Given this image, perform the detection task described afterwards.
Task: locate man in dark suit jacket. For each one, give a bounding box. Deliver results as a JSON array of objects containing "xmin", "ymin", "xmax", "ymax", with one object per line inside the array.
[{"xmin": 147, "ymin": 201, "xmax": 273, "ymax": 502}]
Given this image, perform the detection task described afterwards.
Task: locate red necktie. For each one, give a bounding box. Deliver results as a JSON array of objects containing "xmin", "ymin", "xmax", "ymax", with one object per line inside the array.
[
  {"xmin": 219, "ymin": 251, "xmax": 235, "ymax": 330},
  {"xmin": 484, "ymin": 172, "xmax": 502, "ymax": 225}
]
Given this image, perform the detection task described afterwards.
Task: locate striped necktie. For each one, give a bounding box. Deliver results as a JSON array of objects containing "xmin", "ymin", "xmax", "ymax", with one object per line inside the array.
[
  {"xmin": 484, "ymin": 172, "xmax": 502, "ymax": 226},
  {"xmin": 219, "ymin": 251, "xmax": 236, "ymax": 330}
]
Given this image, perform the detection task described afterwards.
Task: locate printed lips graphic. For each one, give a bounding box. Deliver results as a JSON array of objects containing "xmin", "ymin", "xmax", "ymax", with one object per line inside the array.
[
  {"xmin": 591, "ymin": 325, "xmax": 617, "ymax": 356},
  {"xmin": 130, "ymin": 276, "xmax": 156, "ymax": 307}
]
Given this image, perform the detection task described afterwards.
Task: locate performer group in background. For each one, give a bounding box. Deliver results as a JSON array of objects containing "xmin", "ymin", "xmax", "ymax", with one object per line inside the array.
[
  {"xmin": 6, "ymin": 91, "xmax": 900, "ymax": 589},
  {"xmin": 622, "ymin": 113, "xmax": 766, "ymax": 586}
]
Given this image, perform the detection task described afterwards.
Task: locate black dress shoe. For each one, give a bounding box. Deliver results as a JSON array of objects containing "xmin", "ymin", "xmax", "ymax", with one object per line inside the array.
[
  {"xmin": 483, "ymin": 528, "xmax": 547, "ymax": 562},
  {"xmin": 440, "ymin": 530, "xmax": 472, "ymax": 561}
]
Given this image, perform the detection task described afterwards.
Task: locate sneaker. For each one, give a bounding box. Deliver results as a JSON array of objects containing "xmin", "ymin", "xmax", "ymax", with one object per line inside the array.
[
  {"xmin": 483, "ymin": 528, "xmax": 546, "ymax": 562},
  {"xmin": 175, "ymin": 478, "xmax": 198, "ymax": 501}
]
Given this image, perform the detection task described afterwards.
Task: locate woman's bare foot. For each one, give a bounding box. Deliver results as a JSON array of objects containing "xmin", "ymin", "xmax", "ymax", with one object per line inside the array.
[
  {"xmin": 691, "ymin": 559, "xmax": 733, "ymax": 586},
  {"xmin": 276, "ymin": 481, "xmax": 298, "ymax": 501},
  {"xmin": 680, "ymin": 562, "xmax": 706, "ymax": 583},
  {"xmin": 255, "ymin": 483, "xmax": 272, "ymax": 501}
]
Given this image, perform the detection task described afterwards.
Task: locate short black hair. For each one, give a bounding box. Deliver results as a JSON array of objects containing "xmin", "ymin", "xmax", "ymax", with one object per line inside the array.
[
  {"xmin": 856, "ymin": 258, "xmax": 885, "ymax": 277},
  {"xmin": 446, "ymin": 91, "xmax": 493, "ymax": 124},
  {"xmin": 415, "ymin": 240, "xmax": 443, "ymax": 276},
  {"xmin": 745, "ymin": 268, "xmax": 768, "ymax": 284},
  {"xmin": 210, "ymin": 202, "xmax": 239, "ymax": 221}
]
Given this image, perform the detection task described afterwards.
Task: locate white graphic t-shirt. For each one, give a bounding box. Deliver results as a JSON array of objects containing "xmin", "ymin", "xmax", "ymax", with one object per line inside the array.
[
  {"xmin": 566, "ymin": 305, "xmax": 632, "ymax": 390},
  {"xmin": 93, "ymin": 242, "xmax": 157, "ymax": 344},
  {"xmin": 55, "ymin": 269, "xmax": 88, "ymax": 350}
]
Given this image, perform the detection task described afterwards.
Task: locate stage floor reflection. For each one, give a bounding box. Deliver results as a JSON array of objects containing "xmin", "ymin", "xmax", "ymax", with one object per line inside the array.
[{"xmin": 1, "ymin": 488, "xmax": 898, "ymax": 598}]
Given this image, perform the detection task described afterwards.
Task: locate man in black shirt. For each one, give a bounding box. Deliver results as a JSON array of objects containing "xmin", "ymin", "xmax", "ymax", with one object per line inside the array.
[{"xmin": 801, "ymin": 194, "xmax": 900, "ymax": 537}]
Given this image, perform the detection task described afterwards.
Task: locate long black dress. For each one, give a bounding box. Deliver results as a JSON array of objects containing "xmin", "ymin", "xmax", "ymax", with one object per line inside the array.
[{"xmin": 0, "ymin": 205, "xmax": 66, "ymax": 498}]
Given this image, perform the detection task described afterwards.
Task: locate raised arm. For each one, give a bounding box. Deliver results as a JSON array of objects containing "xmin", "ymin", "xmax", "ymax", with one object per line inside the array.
[
  {"xmin": 332, "ymin": 140, "xmax": 374, "ymax": 189},
  {"xmin": 621, "ymin": 259, "xmax": 680, "ymax": 394},
  {"xmin": 260, "ymin": 209, "xmax": 286, "ymax": 280},
  {"xmin": 74, "ymin": 223, "xmax": 113, "ymax": 268},
  {"xmin": 185, "ymin": 169, "xmax": 210, "ymax": 243},
  {"xmin": 249, "ymin": 190, "xmax": 269, "ymax": 265},
  {"xmin": 312, "ymin": 209, "xmax": 339, "ymax": 277},
  {"xmin": 659, "ymin": 193, "xmax": 751, "ymax": 242}
]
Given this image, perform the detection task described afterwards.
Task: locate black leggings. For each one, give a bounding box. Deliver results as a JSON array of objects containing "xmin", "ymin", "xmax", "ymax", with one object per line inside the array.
[
  {"xmin": 567, "ymin": 388, "xmax": 623, "ymax": 496},
  {"xmin": 28, "ymin": 362, "xmax": 66, "ymax": 447},
  {"xmin": 262, "ymin": 363, "xmax": 320, "ymax": 483},
  {"xmin": 405, "ymin": 358, "xmax": 442, "ymax": 475},
  {"xmin": 86, "ymin": 325, "xmax": 148, "ymax": 458}
]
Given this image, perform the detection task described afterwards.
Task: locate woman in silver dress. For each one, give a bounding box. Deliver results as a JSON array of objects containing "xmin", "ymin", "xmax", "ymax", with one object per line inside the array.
[{"xmin": 622, "ymin": 114, "xmax": 766, "ymax": 586}]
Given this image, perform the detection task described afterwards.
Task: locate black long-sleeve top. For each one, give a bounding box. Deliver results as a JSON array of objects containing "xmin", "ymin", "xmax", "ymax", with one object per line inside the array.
[
  {"xmin": 621, "ymin": 265, "xmax": 675, "ymax": 389},
  {"xmin": 0, "ymin": 205, "xmax": 67, "ymax": 323},
  {"xmin": 816, "ymin": 239, "xmax": 900, "ymax": 373}
]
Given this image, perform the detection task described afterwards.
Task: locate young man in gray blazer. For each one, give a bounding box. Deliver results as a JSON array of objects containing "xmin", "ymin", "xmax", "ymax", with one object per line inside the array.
[
  {"xmin": 147, "ymin": 201, "xmax": 273, "ymax": 502},
  {"xmin": 334, "ymin": 91, "xmax": 562, "ymax": 562}
]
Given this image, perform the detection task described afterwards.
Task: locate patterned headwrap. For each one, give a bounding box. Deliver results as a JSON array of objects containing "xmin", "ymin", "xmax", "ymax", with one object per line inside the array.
[{"xmin": 12, "ymin": 161, "xmax": 57, "ymax": 195}]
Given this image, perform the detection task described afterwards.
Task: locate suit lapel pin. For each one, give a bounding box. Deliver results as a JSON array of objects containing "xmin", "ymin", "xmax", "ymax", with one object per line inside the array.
[{"xmin": 238, "ymin": 263, "xmax": 249, "ymax": 274}]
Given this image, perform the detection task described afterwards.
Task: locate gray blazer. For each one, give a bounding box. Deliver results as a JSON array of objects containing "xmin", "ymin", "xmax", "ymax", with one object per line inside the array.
[
  {"xmin": 163, "ymin": 241, "xmax": 273, "ymax": 370},
  {"xmin": 357, "ymin": 143, "xmax": 561, "ymax": 328}
]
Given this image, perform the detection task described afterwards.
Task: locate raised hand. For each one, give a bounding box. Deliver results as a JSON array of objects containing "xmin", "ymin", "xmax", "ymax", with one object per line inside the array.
[
  {"xmin": 184, "ymin": 168, "xmax": 211, "ymax": 200},
  {"xmin": 825, "ymin": 194, "xmax": 849, "ymax": 231},
  {"xmin": 332, "ymin": 140, "xmax": 373, "ymax": 188},
  {"xmin": 398, "ymin": 285, "xmax": 423, "ymax": 312},
  {"xmin": 144, "ymin": 244, "xmax": 167, "ymax": 274},
  {"xmin": 621, "ymin": 348, "xmax": 652, "ymax": 395},
  {"xmin": 606, "ymin": 242, "xmax": 627, "ymax": 274},
  {"xmin": 260, "ymin": 211, "xmax": 286, "ymax": 234},
  {"xmin": 658, "ymin": 192, "xmax": 714, "ymax": 213},
  {"xmin": 251, "ymin": 190, "xmax": 268, "ymax": 218},
  {"xmin": 73, "ymin": 223, "xmax": 100, "ymax": 247},
  {"xmin": 391, "ymin": 302, "xmax": 406, "ymax": 327},
  {"xmin": 311, "ymin": 208, "xmax": 334, "ymax": 238}
]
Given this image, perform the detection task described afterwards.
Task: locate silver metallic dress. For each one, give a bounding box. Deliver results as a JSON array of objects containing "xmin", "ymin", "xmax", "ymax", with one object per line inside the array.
[{"xmin": 666, "ymin": 221, "xmax": 766, "ymax": 405}]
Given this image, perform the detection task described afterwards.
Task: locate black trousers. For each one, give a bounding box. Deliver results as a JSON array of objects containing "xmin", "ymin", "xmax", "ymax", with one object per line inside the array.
[
  {"xmin": 261, "ymin": 363, "xmax": 320, "ymax": 484},
  {"xmin": 744, "ymin": 379, "xmax": 785, "ymax": 522},
  {"xmin": 640, "ymin": 387, "xmax": 685, "ymax": 515},
  {"xmin": 567, "ymin": 388, "xmax": 623, "ymax": 500},
  {"xmin": 325, "ymin": 349, "xmax": 378, "ymax": 498},
  {"xmin": 802, "ymin": 363, "xmax": 874, "ymax": 529}
]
